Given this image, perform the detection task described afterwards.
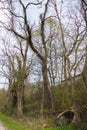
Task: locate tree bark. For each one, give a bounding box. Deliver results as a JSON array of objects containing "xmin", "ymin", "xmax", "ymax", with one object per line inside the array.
[
  {"xmin": 42, "ymin": 59, "xmax": 54, "ymax": 111},
  {"xmin": 82, "ymin": 46, "xmax": 87, "ymax": 90},
  {"xmin": 72, "ymin": 102, "xmax": 81, "ymax": 123},
  {"xmin": 17, "ymin": 83, "xmax": 24, "ymax": 117},
  {"xmin": 71, "ymin": 77, "xmax": 81, "ymax": 123}
]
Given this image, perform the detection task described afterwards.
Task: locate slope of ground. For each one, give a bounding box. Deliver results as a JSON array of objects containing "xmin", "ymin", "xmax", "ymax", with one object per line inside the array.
[{"xmin": 0, "ymin": 112, "xmax": 29, "ymax": 130}]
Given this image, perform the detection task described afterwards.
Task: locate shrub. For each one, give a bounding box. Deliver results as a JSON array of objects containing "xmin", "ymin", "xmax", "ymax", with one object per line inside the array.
[{"xmin": 75, "ymin": 122, "xmax": 87, "ymax": 130}]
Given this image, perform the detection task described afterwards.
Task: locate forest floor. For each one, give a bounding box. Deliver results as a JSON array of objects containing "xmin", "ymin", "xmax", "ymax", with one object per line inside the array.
[{"xmin": 0, "ymin": 112, "xmax": 86, "ymax": 130}]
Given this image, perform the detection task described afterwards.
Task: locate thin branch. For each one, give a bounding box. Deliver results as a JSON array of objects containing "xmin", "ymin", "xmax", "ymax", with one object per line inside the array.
[{"xmin": 26, "ymin": 1, "xmax": 42, "ymax": 9}]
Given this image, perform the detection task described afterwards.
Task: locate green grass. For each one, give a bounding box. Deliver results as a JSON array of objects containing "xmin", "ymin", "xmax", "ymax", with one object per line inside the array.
[
  {"xmin": 0, "ymin": 112, "xmax": 29, "ymax": 130},
  {"xmin": 44, "ymin": 124, "xmax": 76, "ymax": 130}
]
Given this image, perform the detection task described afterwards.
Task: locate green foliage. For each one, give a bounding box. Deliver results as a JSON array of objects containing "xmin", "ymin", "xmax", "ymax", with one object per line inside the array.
[
  {"xmin": 24, "ymin": 84, "xmax": 42, "ymax": 118},
  {"xmin": 24, "ymin": 83, "xmax": 72, "ymax": 118},
  {"xmin": 52, "ymin": 85, "xmax": 72, "ymax": 112},
  {"xmin": 74, "ymin": 77, "xmax": 87, "ymax": 121},
  {"xmin": 74, "ymin": 122, "xmax": 87, "ymax": 130}
]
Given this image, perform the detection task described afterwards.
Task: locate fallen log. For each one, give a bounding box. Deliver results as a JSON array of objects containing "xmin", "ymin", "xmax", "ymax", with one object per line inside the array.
[{"xmin": 55, "ymin": 109, "xmax": 74, "ymax": 126}]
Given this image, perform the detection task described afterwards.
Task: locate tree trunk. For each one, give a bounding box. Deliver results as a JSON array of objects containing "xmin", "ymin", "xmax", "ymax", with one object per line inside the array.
[
  {"xmin": 42, "ymin": 60, "xmax": 54, "ymax": 111},
  {"xmin": 17, "ymin": 83, "xmax": 24, "ymax": 117},
  {"xmin": 72, "ymin": 102, "xmax": 81, "ymax": 123},
  {"xmin": 71, "ymin": 78, "xmax": 81, "ymax": 123},
  {"xmin": 82, "ymin": 46, "xmax": 87, "ymax": 90}
]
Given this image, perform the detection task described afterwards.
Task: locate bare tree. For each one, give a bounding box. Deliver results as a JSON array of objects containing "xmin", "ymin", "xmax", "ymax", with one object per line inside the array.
[
  {"xmin": 81, "ymin": 0, "xmax": 87, "ymax": 30},
  {"xmin": 51, "ymin": 0, "xmax": 86, "ymax": 122},
  {"xmin": 0, "ymin": 0, "xmax": 54, "ymax": 111},
  {"xmin": 0, "ymin": 36, "xmax": 33, "ymax": 116},
  {"xmin": 81, "ymin": 0, "xmax": 87, "ymax": 89}
]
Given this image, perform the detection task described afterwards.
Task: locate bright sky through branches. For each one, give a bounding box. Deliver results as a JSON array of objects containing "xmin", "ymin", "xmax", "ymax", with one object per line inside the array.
[{"xmin": 0, "ymin": 0, "xmax": 84, "ymax": 89}]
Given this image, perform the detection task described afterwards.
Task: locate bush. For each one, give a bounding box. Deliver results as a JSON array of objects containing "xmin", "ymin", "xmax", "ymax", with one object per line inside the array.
[
  {"xmin": 74, "ymin": 78, "xmax": 87, "ymax": 122},
  {"xmin": 75, "ymin": 122, "xmax": 87, "ymax": 130}
]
